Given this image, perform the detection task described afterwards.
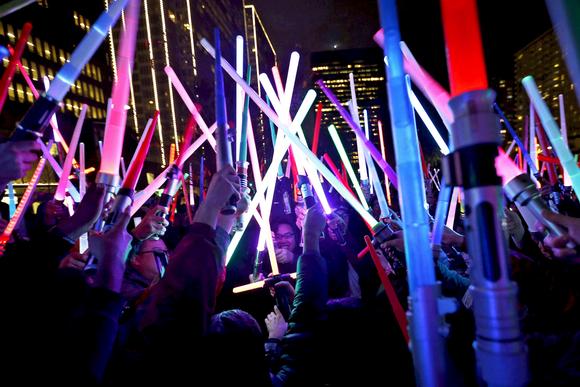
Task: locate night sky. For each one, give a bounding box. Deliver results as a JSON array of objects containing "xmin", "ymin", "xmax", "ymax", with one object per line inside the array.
[{"xmin": 251, "ymin": 0, "xmax": 552, "ymax": 85}]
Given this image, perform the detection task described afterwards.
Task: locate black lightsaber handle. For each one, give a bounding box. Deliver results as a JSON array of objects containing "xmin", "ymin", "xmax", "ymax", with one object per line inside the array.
[{"xmin": 12, "ymin": 94, "xmax": 60, "ymax": 141}]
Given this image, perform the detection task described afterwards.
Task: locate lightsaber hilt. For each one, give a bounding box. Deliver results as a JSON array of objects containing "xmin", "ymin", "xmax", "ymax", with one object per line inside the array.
[
  {"xmin": 236, "ymin": 161, "xmax": 249, "ymax": 193},
  {"xmin": 11, "ymin": 94, "xmax": 60, "ymax": 141},
  {"xmin": 252, "ymin": 249, "xmax": 264, "ymax": 280},
  {"xmin": 504, "ymin": 173, "xmax": 567, "ymax": 239},
  {"xmin": 94, "ymin": 172, "xmax": 121, "ymax": 232},
  {"xmin": 298, "ymin": 175, "xmax": 316, "ymax": 209},
  {"xmin": 158, "ymin": 165, "xmax": 180, "ymax": 219},
  {"xmin": 444, "ymin": 89, "xmax": 528, "ymax": 386},
  {"xmin": 282, "ymin": 190, "xmax": 292, "ymax": 215}
]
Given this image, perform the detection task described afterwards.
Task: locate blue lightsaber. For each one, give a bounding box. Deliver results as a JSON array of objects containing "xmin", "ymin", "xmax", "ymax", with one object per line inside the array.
[{"xmin": 11, "ymin": 0, "xmax": 128, "ymax": 141}]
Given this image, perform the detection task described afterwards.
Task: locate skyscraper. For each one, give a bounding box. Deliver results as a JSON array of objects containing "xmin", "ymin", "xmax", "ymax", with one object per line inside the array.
[
  {"xmin": 311, "ymin": 47, "xmax": 386, "ymax": 166},
  {"xmin": 514, "ymin": 28, "xmax": 579, "ymax": 151}
]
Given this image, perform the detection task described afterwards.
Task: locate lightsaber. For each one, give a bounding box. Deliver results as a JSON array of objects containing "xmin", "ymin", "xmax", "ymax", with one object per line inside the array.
[
  {"xmin": 188, "ymin": 163, "xmax": 194, "ymax": 206},
  {"xmin": 54, "ymin": 104, "xmax": 87, "ymax": 201},
  {"xmin": 0, "ymin": 22, "xmax": 31, "ymax": 113},
  {"xmin": 316, "ymin": 79, "xmax": 398, "ymax": 189},
  {"xmin": 79, "ymin": 142, "xmax": 86, "ymax": 199},
  {"xmin": 0, "ymin": 0, "xmax": 36, "ymax": 18},
  {"xmin": 260, "ymin": 74, "xmax": 331, "ymax": 213},
  {"xmin": 11, "ymin": 0, "xmax": 129, "ymax": 141},
  {"xmin": 235, "ymin": 35, "xmax": 244, "ymax": 161},
  {"xmin": 441, "ymin": 0, "xmax": 528, "ymax": 384},
  {"xmin": 237, "ymin": 66, "xmax": 252, "ymax": 164},
  {"xmin": 233, "ymin": 273, "xmax": 297, "ymax": 294},
  {"xmin": 534, "ymin": 114, "xmax": 558, "ymax": 185},
  {"xmin": 200, "ymin": 38, "xmax": 379, "ymax": 249},
  {"xmin": 523, "ymin": 75, "xmax": 580, "ymax": 197},
  {"xmin": 37, "ymin": 141, "xmax": 81, "ymax": 202},
  {"xmin": 122, "ymin": 111, "xmax": 158, "ymax": 192},
  {"xmin": 559, "ymin": 94, "xmax": 572, "ymax": 186},
  {"xmin": 266, "ymin": 96, "xmax": 284, "ymax": 177},
  {"xmin": 312, "ymin": 102, "xmax": 323, "ymax": 154},
  {"xmin": 14, "ymin": 60, "xmax": 77, "ymax": 165},
  {"xmin": 97, "ymin": 0, "xmax": 139, "ymax": 200},
  {"xmin": 199, "ymin": 155, "xmax": 204, "ymax": 202},
  {"xmin": 0, "ymin": 157, "xmax": 46, "ymax": 251},
  {"xmin": 377, "ymin": 120, "xmax": 392, "ymax": 206},
  {"xmin": 165, "ymin": 65, "xmax": 217, "ymax": 150},
  {"xmin": 271, "ymin": 66, "xmax": 285, "ymax": 105},
  {"xmin": 126, "ymin": 118, "xmax": 152, "ymax": 174},
  {"xmin": 282, "ymin": 52, "xmax": 300, "ymax": 113},
  {"xmin": 363, "ymin": 111, "xmax": 390, "ymax": 218},
  {"xmin": 529, "ymin": 104, "xmax": 539, "ymax": 180},
  {"xmin": 430, "ymin": 176, "xmax": 452, "ymax": 248},
  {"xmin": 379, "ymin": 1, "xmax": 446, "ymax": 385},
  {"xmin": 130, "ymin": 123, "xmax": 216, "ymax": 215},
  {"xmin": 409, "ymin": 90, "xmax": 449, "ymax": 155},
  {"xmin": 546, "ymin": 0, "xmax": 580, "ymax": 105},
  {"xmin": 349, "ymin": 73, "xmax": 368, "ymax": 183},
  {"xmin": 374, "ymin": 34, "xmax": 454, "ymax": 127},
  {"xmin": 246, "ymin": 109, "xmax": 277, "ymax": 269},
  {"xmin": 214, "ymin": 29, "xmax": 237, "ymax": 215},
  {"xmin": 494, "ymin": 103, "xmax": 538, "ymax": 176},
  {"xmin": 7, "ymin": 183, "xmax": 16, "ymax": 218},
  {"xmin": 328, "ymin": 124, "xmax": 369, "ymax": 209},
  {"xmin": 364, "ymin": 235, "xmax": 409, "ymax": 342}
]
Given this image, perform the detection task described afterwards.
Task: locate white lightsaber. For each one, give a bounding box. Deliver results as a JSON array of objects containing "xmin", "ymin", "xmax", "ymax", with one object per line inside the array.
[
  {"xmin": 349, "ymin": 73, "xmax": 368, "ymax": 181},
  {"xmin": 235, "ymin": 35, "xmax": 244, "ymax": 161}
]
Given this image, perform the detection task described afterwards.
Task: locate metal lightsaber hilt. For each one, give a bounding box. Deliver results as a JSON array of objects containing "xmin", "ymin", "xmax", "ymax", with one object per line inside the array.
[
  {"xmin": 252, "ymin": 249, "xmax": 264, "ymax": 281},
  {"xmin": 298, "ymin": 175, "xmax": 316, "ymax": 209},
  {"xmin": 233, "ymin": 161, "xmax": 249, "ymax": 231},
  {"xmin": 504, "ymin": 173, "xmax": 567, "ymax": 239},
  {"xmin": 158, "ymin": 164, "xmax": 180, "ymax": 219},
  {"xmin": 11, "ymin": 93, "xmax": 61, "ymax": 141},
  {"xmin": 94, "ymin": 172, "xmax": 121, "ymax": 232}
]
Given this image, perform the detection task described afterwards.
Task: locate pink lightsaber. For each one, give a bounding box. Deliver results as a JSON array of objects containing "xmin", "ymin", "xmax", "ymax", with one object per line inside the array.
[
  {"xmin": 0, "ymin": 157, "xmax": 46, "ymax": 252},
  {"xmin": 121, "ymin": 111, "xmax": 159, "ymax": 191},
  {"xmin": 165, "ymin": 65, "xmax": 217, "ymax": 150},
  {"xmin": 37, "ymin": 140, "xmax": 81, "ymax": 202},
  {"xmin": 79, "ymin": 142, "xmax": 86, "ymax": 199},
  {"xmin": 131, "ymin": 123, "xmax": 217, "ymax": 215},
  {"xmin": 54, "ymin": 104, "xmax": 87, "ymax": 201},
  {"xmin": 126, "ymin": 117, "xmax": 153, "ymax": 176},
  {"xmin": 99, "ymin": 0, "xmax": 140, "ymax": 177}
]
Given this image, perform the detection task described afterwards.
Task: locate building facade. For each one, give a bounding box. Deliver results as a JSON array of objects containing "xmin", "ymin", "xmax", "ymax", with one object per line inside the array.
[{"xmin": 514, "ymin": 29, "xmax": 579, "ymax": 151}]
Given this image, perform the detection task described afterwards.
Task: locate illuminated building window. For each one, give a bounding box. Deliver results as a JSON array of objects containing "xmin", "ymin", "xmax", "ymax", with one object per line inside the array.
[
  {"xmin": 59, "ymin": 49, "xmax": 65, "ymax": 64},
  {"xmin": 2, "ymin": 58, "xmax": 7, "ymax": 67},
  {"xmin": 0, "ymin": 22, "xmax": 4, "ymax": 35},
  {"xmin": 74, "ymin": 11, "xmax": 78, "ymax": 26},
  {"xmin": 39, "ymin": 64, "xmax": 46, "ymax": 79},
  {"xmin": 6, "ymin": 24, "xmax": 15, "ymax": 43},
  {"xmin": 65, "ymin": 98, "xmax": 72, "ymax": 111},
  {"xmin": 81, "ymin": 82, "xmax": 87, "ymax": 97},
  {"xmin": 43, "ymin": 42, "xmax": 51, "ymax": 59},
  {"xmin": 89, "ymin": 84, "xmax": 94, "ymax": 99},
  {"xmin": 16, "ymin": 83, "xmax": 25, "ymax": 103},
  {"xmin": 35, "ymin": 38, "xmax": 42, "ymax": 56},
  {"xmin": 47, "ymin": 67, "xmax": 54, "ymax": 80},
  {"xmin": 8, "ymin": 85, "xmax": 15, "ymax": 101},
  {"xmin": 26, "ymin": 87, "xmax": 33, "ymax": 103},
  {"xmin": 21, "ymin": 58, "xmax": 28, "ymax": 71},
  {"xmin": 96, "ymin": 68, "xmax": 102, "ymax": 82},
  {"xmin": 30, "ymin": 62, "xmax": 38, "ymax": 80}
]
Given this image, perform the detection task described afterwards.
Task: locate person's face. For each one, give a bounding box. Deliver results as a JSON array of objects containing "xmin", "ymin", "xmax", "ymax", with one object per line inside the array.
[
  {"xmin": 132, "ymin": 239, "xmax": 168, "ymax": 282},
  {"xmin": 273, "ymin": 223, "xmax": 296, "ymax": 251}
]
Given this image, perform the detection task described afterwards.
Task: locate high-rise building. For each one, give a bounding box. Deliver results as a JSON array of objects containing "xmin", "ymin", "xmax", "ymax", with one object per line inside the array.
[
  {"xmin": 243, "ymin": 2, "xmax": 277, "ymax": 170},
  {"xmin": 110, "ymin": 0, "xmax": 246, "ymax": 170},
  {"xmin": 514, "ymin": 29, "xmax": 579, "ymax": 151},
  {"xmin": 311, "ymin": 47, "xmax": 386, "ymax": 166},
  {"xmin": 0, "ymin": 1, "xmax": 110, "ymax": 141}
]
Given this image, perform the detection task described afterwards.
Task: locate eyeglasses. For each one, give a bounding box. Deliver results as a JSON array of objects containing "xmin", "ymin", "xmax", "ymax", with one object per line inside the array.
[{"xmin": 274, "ymin": 232, "xmax": 295, "ymax": 240}]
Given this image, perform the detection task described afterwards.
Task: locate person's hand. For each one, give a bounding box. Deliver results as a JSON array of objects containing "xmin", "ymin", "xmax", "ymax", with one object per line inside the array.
[
  {"xmin": 58, "ymin": 252, "xmax": 88, "ymax": 271},
  {"xmin": 375, "ymin": 248, "xmax": 394, "ymax": 275},
  {"xmin": 275, "ymin": 248, "xmax": 294, "ymax": 264},
  {"xmin": 88, "ymin": 208, "xmax": 133, "ymax": 292},
  {"xmin": 303, "ymin": 203, "xmax": 326, "ymax": 237},
  {"xmin": 236, "ymin": 190, "xmax": 250, "ymax": 215},
  {"xmin": 55, "ymin": 184, "xmax": 106, "ymax": 241},
  {"xmin": 537, "ymin": 210, "xmax": 580, "ymax": 260},
  {"xmin": 194, "ymin": 166, "xmax": 240, "ymax": 229},
  {"xmin": 45, "ymin": 200, "xmax": 69, "ymax": 225},
  {"xmin": 249, "ymin": 272, "xmax": 265, "ymax": 283},
  {"xmin": 132, "ymin": 205, "xmax": 169, "ymax": 241},
  {"xmin": 265, "ymin": 305, "xmax": 288, "ymax": 340},
  {"xmin": 380, "ymin": 230, "xmax": 405, "ymax": 253},
  {"xmin": 0, "ymin": 140, "xmax": 41, "ymax": 185},
  {"xmin": 294, "ymin": 204, "xmax": 306, "ymax": 230}
]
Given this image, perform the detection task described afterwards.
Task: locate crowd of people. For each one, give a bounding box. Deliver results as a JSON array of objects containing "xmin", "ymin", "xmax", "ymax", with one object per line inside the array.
[{"xmin": 0, "ymin": 138, "xmax": 579, "ymax": 385}]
